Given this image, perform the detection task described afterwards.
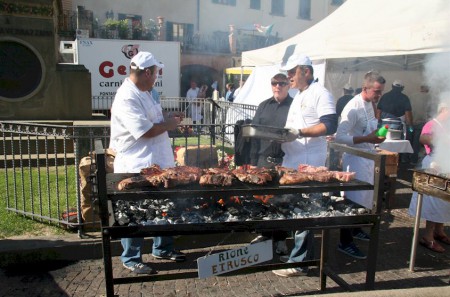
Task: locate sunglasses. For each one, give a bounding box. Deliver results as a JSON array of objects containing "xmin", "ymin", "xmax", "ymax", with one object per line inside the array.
[{"xmin": 271, "ymin": 81, "xmax": 288, "ymax": 86}]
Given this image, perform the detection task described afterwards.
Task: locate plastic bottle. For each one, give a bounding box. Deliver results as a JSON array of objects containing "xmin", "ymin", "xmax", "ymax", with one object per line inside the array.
[{"xmin": 376, "ymin": 125, "xmax": 389, "ymax": 137}]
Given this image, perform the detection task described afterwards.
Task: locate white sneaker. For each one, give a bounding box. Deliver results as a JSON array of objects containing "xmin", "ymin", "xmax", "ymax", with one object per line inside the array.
[
  {"xmin": 272, "ymin": 268, "xmax": 307, "ymax": 277},
  {"xmin": 275, "ymin": 240, "xmax": 288, "ymax": 255},
  {"xmin": 122, "ymin": 263, "xmax": 157, "ymax": 274}
]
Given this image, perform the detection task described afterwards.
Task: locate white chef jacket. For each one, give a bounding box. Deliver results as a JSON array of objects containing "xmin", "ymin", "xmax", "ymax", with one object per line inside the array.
[
  {"xmin": 335, "ymin": 94, "xmax": 377, "ymax": 209},
  {"xmin": 281, "ymin": 81, "xmax": 335, "ymax": 169},
  {"xmin": 110, "ymin": 78, "xmax": 174, "ymax": 173}
]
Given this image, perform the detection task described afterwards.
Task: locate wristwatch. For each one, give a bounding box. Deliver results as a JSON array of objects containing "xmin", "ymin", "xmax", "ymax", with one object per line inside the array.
[{"xmin": 298, "ymin": 129, "xmax": 304, "ymax": 138}]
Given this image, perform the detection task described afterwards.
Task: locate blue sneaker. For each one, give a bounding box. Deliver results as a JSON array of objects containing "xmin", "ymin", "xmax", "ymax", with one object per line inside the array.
[
  {"xmin": 338, "ymin": 243, "xmax": 367, "ymax": 259},
  {"xmin": 352, "ymin": 230, "xmax": 371, "ymax": 242}
]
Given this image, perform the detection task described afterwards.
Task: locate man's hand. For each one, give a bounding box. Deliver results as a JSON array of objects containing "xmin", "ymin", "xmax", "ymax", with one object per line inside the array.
[
  {"xmin": 366, "ymin": 130, "xmax": 386, "ymax": 144},
  {"xmin": 285, "ymin": 127, "xmax": 299, "ymax": 142},
  {"xmin": 166, "ymin": 116, "xmax": 181, "ymax": 131}
]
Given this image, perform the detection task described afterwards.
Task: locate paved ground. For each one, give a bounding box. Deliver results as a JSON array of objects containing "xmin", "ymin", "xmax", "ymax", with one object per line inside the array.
[{"xmin": 0, "ymin": 164, "xmax": 449, "ymax": 297}]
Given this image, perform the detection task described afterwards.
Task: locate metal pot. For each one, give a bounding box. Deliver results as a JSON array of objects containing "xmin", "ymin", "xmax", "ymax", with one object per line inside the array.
[
  {"xmin": 381, "ymin": 118, "xmax": 403, "ymax": 131},
  {"xmin": 380, "ymin": 118, "xmax": 403, "ymax": 140}
]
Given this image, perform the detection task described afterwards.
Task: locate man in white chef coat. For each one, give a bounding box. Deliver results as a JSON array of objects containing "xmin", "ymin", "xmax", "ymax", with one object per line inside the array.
[
  {"xmin": 272, "ymin": 53, "xmax": 338, "ymax": 277},
  {"xmin": 335, "ymin": 71, "xmax": 386, "ymax": 259}
]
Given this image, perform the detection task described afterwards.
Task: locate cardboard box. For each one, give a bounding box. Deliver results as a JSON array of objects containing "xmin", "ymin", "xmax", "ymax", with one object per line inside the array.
[{"xmin": 176, "ymin": 145, "xmax": 218, "ymax": 168}]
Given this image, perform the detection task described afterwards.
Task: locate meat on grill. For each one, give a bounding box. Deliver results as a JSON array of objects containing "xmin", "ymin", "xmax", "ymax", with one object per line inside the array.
[
  {"xmin": 117, "ymin": 163, "xmax": 356, "ymax": 190},
  {"xmin": 331, "ymin": 171, "xmax": 356, "ymax": 182},
  {"xmin": 117, "ymin": 174, "xmax": 162, "ymax": 190},
  {"xmin": 140, "ymin": 164, "xmax": 164, "ymax": 175},
  {"xmin": 118, "ymin": 165, "xmax": 203, "ymax": 190},
  {"xmin": 199, "ymin": 167, "xmax": 236, "ymax": 186},
  {"xmin": 279, "ymin": 172, "xmax": 310, "ymax": 185},
  {"xmin": 307, "ymin": 171, "xmax": 334, "ymax": 182},
  {"xmin": 298, "ymin": 164, "xmax": 328, "ymax": 173},
  {"xmin": 232, "ymin": 166, "xmax": 276, "ymax": 185}
]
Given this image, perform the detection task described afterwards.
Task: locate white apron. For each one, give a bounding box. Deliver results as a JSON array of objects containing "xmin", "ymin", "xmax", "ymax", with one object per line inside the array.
[
  {"xmin": 408, "ymin": 155, "xmax": 450, "ymax": 223},
  {"xmin": 343, "ymin": 118, "xmax": 377, "ymax": 209}
]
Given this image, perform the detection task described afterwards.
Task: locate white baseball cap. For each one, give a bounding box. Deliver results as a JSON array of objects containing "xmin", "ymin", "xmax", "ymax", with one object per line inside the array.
[
  {"xmin": 392, "ymin": 80, "xmax": 404, "ymax": 87},
  {"xmin": 280, "ymin": 53, "xmax": 312, "ymax": 71},
  {"xmin": 130, "ymin": 51, "xmax": 164, "ymax": 70}
]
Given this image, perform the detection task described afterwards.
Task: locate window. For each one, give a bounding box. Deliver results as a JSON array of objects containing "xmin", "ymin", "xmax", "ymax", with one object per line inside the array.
[
  {"xmin": 271, "ymin": 0, "xmax": 285, "ymax": 16},
  {"xmin": 250, "ymin": 0, "xmax": 261, "ymax": 10},
  {"xmin": 298, "ymin": 0, "xmax": 311, "ymax": 20},
  {"xmin": 212, "ymin": 0, "xmax": 236, "ymax": 6},
  {"xmin": 166, "ymin": 22, "xmax": 194, "ymax": 44}
]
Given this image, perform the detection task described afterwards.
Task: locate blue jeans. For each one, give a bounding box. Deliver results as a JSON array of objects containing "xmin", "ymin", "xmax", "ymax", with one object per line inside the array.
[
  {"xmin": 120, "ymin": 236, "xmax": 174, "ymax": 266},
  {"xmin": 287, "ymin": 229, "xmax": 314, "ymax": 271}
]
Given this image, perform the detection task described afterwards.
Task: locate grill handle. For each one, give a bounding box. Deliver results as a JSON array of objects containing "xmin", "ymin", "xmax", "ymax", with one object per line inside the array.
[{"xmin": 427, "ymin": 175, "xmax": 449, "ymax": 191}]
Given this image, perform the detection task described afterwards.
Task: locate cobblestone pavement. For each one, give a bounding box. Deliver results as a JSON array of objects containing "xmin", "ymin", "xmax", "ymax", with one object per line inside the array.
[{"xmin": 0, "ymin": 165, "xmax": 449, "ymax": 297}]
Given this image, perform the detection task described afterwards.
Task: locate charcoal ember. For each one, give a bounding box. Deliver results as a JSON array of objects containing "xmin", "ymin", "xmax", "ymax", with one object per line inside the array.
[
  {"xmin": 143, "ymin": 208, "xmax": 156, "ymax": 220},
  {"xmin": 115, "ymin": 211, "xmax": 130, "ymax": 225},
  {"xmin": 357, "ymin": 208, "xmax": 367, "ymax": 214},
  {"xmin": 242, "ymin": 201, "xmax": 269, "ymax": 218},
  {"xmin": 139, "ymin": 199, "xmax": 153, "ymax": 209},
  {"xmin": 227, "ymin": 206, "xmax": 246, "ymax": 217},
  {"xmin": 168, "ymin": 217, "xmax": 184, "ymax": 224},
  {"xmin": 115, "ymin": 200, "xmax": 128, "ymax": 211},
  {"xmin": 181, "ymin": 212, "xmax": 206, "ymax": 224}
]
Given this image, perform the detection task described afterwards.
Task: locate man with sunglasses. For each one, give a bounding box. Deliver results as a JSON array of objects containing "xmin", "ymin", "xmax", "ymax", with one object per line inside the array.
[
  {"xmin": 272, "ymin": 53, "xmax": 338, "ymax": 277},
  {"xmin": 110, "ymin": 51, "xmax": 185, "ymax": 275},
  {"xmin": 249, "ymin": 73, "xmax": 293, "ymax": 256}
]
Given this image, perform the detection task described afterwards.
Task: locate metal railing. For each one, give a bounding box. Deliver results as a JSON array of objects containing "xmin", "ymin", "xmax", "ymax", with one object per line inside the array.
[
  {"xmin": 0, "ymin": 103, "xmax": 256, "ymax": 235},
  {"xmin": 92, "ymin": 96, "xmax": 257, "ymax": 126}
]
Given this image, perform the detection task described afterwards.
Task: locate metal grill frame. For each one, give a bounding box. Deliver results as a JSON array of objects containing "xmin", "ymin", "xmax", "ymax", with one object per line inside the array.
[{"xmin": 95, "ymin": 140, "xmax": 386, "ymax": 297}]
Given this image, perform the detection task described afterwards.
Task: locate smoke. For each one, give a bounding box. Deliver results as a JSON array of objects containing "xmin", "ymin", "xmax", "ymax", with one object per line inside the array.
[{"xmin": 423, "ymin": 53, "xmax": 450, "ymax": 172}]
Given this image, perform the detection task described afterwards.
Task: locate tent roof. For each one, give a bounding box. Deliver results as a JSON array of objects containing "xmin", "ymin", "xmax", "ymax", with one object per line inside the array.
[{"xmin": 242, "ymin": 0, "xmax": 450, "ymax": 66}]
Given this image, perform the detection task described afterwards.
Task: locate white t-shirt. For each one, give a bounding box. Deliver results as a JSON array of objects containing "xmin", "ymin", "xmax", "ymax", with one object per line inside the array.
[
  {"xmin": 110, "ymin": 78, "xmax": 174, "ymax": 173},
  {"xmin": 281, "ymin": 81, "xmax": 335, "ymax": 168}
]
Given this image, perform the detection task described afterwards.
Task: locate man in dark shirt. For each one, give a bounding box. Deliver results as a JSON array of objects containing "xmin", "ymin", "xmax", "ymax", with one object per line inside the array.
[
  {"xmin": 336, "ymin": 83, "xmax": 354, "ymax": 117},
  {"xmin": 250, "ymin": 73, "xmax": 294, "ymax": 167},
  {"xmin": 376, "ymin": 80, "xmax": 413, "ymax": 126},
  {"xmin": 249, "ymin": 73, "xmax": 293, "ymax": 256},
  {"xmin": 376, "ymin": 80, "xmax": 414, "ymax": 162}
]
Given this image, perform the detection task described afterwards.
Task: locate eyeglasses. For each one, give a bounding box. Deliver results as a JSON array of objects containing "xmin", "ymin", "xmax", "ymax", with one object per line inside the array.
[{"xmin": 271, "ymin": 81, "xmax": 288, "ymax": 87}]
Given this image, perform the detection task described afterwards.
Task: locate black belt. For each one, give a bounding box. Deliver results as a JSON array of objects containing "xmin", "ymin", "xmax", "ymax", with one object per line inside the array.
[{"xmin": 266, "ymin": 156, "xmax": 283, "ymax": 165}]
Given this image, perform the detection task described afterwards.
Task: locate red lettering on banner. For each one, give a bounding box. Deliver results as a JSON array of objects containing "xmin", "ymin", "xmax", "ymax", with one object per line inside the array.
[{"xmin": 99, "ymin": 61, "xmax": 114, "ymax": 78}]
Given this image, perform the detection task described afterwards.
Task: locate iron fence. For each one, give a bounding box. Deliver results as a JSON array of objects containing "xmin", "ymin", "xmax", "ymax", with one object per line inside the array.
[
  {"xmin": 0, "ymin": 111, "xmax": 257, "ymax": 236},
  {"xmin": 92, "ymin": 96, "xmax": 257, "ymax": 127}
]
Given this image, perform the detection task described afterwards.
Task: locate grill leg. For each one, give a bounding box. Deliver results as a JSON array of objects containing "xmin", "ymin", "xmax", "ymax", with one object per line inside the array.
[
  {"xmin": 409, "ymin": 193, "xmax": 423, "ymax": 272},
  {"xmin": 102, "ymin": 231, "xmax": 115, "ymax": 297},
  {"xmin": 319, "ymin": 229, "xmax": 329, "ymax": 290}
]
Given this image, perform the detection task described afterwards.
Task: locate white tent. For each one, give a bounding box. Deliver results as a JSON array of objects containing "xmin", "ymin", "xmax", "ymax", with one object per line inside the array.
[{"xmin": 237, "ymin": 0, "xmax": 450, "ymax": 122}]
